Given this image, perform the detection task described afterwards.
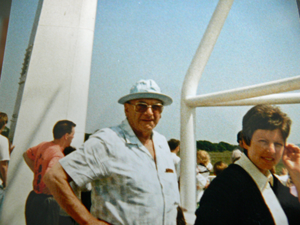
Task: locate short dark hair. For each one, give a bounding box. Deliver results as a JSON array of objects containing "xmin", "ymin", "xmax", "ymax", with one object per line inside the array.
[
  {"xmin": 168, "ymin": 139, "xmax": 180, "ymax": 151},
  {"xmin": 53, "ymin": 120, "xmax": 76, "ymax": 139},
  {"xmin": 242, "ymin": 105, "xmax": 291, "ymax": 146},
  {"xmin": 237, "ymin": 131, "xmax": 242, "ymax": 143},
  {"xmin": 0, "ymin": 112, "xmax": 8, "ymax": 128}
]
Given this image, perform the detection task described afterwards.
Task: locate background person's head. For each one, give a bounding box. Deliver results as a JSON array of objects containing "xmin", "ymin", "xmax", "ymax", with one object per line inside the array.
[
  {"xmin": 53, "ymin": 120, "xmax": 76, "ymax": 146},
  {"xmin": 0, "ymin": 112, "xmax": 8, "ymax": 130},
  {"xmin": 197, "ymin": 150, "xmax": 211, "ymax": 167},
  {"xmin": 168, "ymin": 139, "xmax": 180, "ymax": 154},
  {"xmin": 63, "ymin": 146, "xmax": 76, "ymax": 156},
  {"xmin": 237, "ymin": 130, "xmax": 243, "ymax": 148},
  {"xmin": 213, "ymin": 161, "xmax": 228, "ymax": 176},
  {"xmin": 231, "ymin": 149, "xmax": 242, "ymax": 163}
]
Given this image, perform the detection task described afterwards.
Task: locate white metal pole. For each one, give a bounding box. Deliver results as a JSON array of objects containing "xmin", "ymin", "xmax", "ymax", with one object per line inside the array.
[{"xmin": 180, "ymin": 0, "xmax": 234, "ymax": 223}]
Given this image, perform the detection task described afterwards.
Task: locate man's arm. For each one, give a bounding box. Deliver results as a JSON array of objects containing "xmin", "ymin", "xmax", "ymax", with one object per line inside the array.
[
  {"xmin": 282, "ymin": 143, "xmax": 300, "ymax": 202},
  {"xmin": 0, "ymin": 160, "xmax": 8, "ymax": 188},
  {"xmin": 43, "ymin": 162, "xmax": 108, "ymax": 225},
  {"xmin": 9, "ymin": 143, "xmax": 15, "ymax": 155},
  {"xmin": 23, "ymin": 152, "xmax": 35, "ymax": 172}
]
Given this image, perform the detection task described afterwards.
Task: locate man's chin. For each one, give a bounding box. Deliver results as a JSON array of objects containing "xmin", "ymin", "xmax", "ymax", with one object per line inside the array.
[{"xmin": 142, "ymin": 124, "xmax": 156, "ymax": 131}]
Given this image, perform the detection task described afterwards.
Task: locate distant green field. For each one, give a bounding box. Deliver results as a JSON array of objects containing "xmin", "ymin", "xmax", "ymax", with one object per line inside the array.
[
  {"xmin": 209, "ymin": 151, "xmax": 286, "ymax": 175},
  {"xmin": 209, "ymin": 151, "xmax": 232, "ymax": 166}
]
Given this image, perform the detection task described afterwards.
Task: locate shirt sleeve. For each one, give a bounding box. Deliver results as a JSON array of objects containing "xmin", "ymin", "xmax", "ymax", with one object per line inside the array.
[
  {"xmin": 26, "ymin": 144, "xmax": 39, "ymax": 160},
  {"xmin": 59, "ymin": 133, "xmax": 111, "ymax": 188}
]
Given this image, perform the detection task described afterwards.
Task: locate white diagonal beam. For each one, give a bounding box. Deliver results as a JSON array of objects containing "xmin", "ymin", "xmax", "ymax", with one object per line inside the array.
[{"xmin": 199, "ymin": 93, "xmax": 300, "ymax": 106}]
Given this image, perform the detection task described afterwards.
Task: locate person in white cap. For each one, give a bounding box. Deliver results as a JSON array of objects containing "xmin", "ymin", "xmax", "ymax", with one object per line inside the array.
[{"xmin": 44, "ymin": 79, "xmax": 180, "ymax": 225}]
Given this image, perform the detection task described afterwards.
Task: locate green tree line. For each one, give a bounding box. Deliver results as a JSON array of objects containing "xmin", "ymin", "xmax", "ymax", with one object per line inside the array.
[
  {"xmin": 85, "ymin": 133, "xmax": 239, "ymax": 153},
  {"xmin": 197, "ymin": 140, "xmax": 239, "ymax": 152}
]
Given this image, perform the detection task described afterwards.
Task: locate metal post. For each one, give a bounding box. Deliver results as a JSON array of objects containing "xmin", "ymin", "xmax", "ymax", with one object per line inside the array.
[{"xmin": 180, "ymin": 0, "xmax": 234, "ymax": 223}]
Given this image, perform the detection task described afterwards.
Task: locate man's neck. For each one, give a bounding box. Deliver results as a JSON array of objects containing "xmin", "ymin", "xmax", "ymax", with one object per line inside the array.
[
  {"xmin": 134, "ymin": 131, "xmax": 156, "ymax": 161},
  {"xmin": 143, "ymin": 138, "xmax": 156, "ymax": 162},
  {"xmin": 52, "ymin": 139, "xmax": 67, "ymax": 150},
  {"xmin": 137, "ymin": 134, "xmax": 152, "ymax": 145}
]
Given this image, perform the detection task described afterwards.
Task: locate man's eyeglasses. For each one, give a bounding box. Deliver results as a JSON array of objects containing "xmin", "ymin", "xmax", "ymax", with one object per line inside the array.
[{"xmin": 128, "ymin": 102, "xmax": 164, "ymax": 113}]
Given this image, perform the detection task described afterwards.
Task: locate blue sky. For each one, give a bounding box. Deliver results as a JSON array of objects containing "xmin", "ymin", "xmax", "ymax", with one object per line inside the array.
[{"xmin": 1, "ymin": 0, "xmax": 300, "ymax": 145}]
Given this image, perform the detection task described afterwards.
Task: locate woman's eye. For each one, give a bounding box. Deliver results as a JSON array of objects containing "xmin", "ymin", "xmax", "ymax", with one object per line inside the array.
[{"xmin": 275, "ymin": 143, "xmax": 283, "ymax": 147}]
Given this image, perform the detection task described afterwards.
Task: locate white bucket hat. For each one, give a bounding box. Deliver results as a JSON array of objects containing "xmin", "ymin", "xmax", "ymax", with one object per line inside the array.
[{"xmin": 118, "ymin": 79, "xmax": 173, "ymax": 106}]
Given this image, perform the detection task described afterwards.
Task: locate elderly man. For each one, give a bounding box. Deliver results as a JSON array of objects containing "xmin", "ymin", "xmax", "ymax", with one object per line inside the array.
[{"xmin": 44, "ymin": 79, "xmax": 180, "ymax": 225}]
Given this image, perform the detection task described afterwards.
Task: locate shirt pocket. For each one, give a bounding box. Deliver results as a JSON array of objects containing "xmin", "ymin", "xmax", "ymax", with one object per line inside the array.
[{"xmin": 160, "ymin": 171, "xmax": 180, "ymax": 204}]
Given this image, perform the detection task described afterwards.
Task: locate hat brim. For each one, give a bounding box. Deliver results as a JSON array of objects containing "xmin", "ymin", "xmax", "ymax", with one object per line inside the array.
[{"xmin": 118, "ymin": 92, "xmax": 173, "ymax": 106}]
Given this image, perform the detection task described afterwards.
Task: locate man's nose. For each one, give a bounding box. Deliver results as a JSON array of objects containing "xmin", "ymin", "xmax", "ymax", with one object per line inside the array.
[{"xmin": 145, "ymin": 106, "xmax": 154, "ymax": 115}]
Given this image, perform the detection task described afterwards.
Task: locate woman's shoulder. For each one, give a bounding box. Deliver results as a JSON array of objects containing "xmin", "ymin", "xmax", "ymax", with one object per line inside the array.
[{"xmin": 210, "ymin": 164, "xmax": 255, "ymax": 189}]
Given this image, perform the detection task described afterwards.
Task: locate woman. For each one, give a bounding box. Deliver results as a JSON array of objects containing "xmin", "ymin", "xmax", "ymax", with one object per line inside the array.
[
  {"xmin": 196, "ymin": 150, "xmax": 212, "ymax": 203},
  {"xmin": 195, "ymin": 105, "xmax": 300, "ymax": 225}
]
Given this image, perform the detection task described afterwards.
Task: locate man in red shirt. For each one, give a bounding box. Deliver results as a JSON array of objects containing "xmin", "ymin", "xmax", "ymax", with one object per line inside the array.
[{"xmin": 23, "ymin": 120, "xmax": 76, "ymax": 225}]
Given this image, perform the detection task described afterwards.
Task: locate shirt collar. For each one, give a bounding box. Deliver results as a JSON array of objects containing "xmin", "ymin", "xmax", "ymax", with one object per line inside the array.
[{"xmin": 235, "ymin": 154, "xmax": 272, "ymax": 191}]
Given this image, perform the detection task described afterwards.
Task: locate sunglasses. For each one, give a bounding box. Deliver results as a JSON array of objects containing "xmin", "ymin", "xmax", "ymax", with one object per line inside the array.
[{"xmin": 128, "ymin": 102, "xmax": 164, "ymax": 113}]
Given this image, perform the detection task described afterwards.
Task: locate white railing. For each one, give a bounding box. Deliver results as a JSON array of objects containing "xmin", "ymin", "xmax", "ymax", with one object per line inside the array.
[{"xmin": 180, "ymin": 0, "xmax": 300, "ymax": 224}]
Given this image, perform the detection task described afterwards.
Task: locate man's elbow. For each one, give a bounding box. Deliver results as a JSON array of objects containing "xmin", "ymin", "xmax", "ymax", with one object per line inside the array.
[
  {"xmin": 23, "ymin": 152, "xmax": 30, "ymax": 164},
  {"xmin": 44, "ymin": 163, "xmax": 61, "ymax": 187}
]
